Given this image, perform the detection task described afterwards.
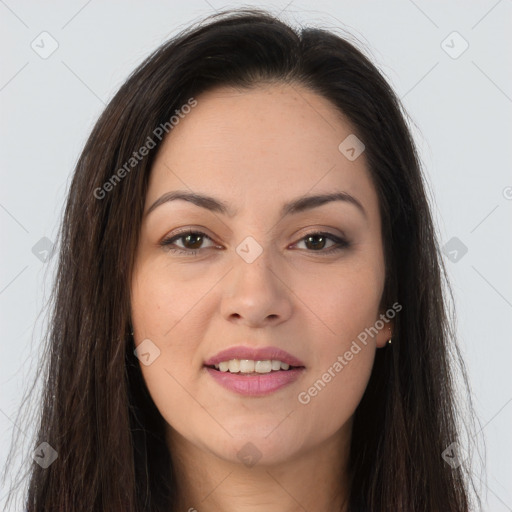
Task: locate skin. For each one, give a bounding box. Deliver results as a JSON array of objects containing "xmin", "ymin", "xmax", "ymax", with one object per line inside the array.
[{"xmin": 130, "ymin": 83, "xmax": 393, "ymax": 512}]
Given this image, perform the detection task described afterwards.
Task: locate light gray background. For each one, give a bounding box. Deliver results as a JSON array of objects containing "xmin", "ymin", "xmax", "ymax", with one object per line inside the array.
[{"xmin": 1, "ymin": 1, "xmax": 511, "ymax": 510}]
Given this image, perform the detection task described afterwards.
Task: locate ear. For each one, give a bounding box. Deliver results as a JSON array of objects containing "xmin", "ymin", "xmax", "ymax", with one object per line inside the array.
[{"xmin": 375, "ymin": 316, "xmax": 394, "ymax": 349}]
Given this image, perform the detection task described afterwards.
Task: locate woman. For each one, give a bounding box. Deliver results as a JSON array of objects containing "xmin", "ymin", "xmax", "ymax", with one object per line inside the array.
[{"xmin": 6, "ymin": 7, "xmax": 479, "ymax": 511}]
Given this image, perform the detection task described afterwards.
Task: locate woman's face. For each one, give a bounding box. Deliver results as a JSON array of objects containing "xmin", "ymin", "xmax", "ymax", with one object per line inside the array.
[{"xmin": 131, "ymin": 83, "xmax": 390, "ymax": 466}]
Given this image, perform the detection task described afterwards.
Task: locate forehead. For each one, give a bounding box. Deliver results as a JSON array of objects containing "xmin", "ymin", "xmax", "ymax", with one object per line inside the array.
[{"xmin": 146, "ymin": 83, "xmax": 379, "ymax": 223}]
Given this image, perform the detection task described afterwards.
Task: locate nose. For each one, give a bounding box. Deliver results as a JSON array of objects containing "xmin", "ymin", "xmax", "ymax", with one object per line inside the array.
[{"xmin": 220, "ymin": 248, "xmax": 293, "ymax": 328}]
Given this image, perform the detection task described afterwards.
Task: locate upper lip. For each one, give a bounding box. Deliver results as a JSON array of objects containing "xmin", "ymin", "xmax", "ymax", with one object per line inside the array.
[{"xmin": 204, "ymin": 346, "xmax": 305, "ymax": 367}]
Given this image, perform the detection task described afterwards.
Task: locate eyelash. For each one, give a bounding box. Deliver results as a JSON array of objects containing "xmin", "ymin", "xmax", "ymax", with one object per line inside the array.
[{"xmin": 160, "ymin": 229, "xmax": 350, "ymax": 256}]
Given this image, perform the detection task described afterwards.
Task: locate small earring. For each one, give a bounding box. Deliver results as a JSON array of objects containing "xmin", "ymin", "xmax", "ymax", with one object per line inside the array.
[{"xmin": 387, "ymin": 326, "xmax": 393, "ymax": 345}]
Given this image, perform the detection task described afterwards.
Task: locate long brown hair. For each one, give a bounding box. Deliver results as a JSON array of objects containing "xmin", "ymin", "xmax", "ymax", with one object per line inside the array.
[{"xmin": 3, "ymin": 8, "xmax": 481, "ymax": 511}]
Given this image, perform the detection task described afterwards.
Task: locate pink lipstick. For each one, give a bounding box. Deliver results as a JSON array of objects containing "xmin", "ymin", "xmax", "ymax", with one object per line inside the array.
[{"xmin": 204, "ymin": 345, "xmax": 305, "ymax": 397}]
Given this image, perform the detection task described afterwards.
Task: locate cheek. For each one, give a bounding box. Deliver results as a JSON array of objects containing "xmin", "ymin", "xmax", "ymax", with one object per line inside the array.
[
  {"xmin": 301, "ymin": 258, "xmax": 384, "ymax": 346},
  {"xmin": 136, "ymin": 332, "xmax": 205, "ymax": 439},
  {"xmin": 296, "ymin": 290, "xmax": 378, "ymax": 439},
  {"xmin": 292, "ymin": 264, "xmax": 382, "ymax": 432},
  {"xmin": 130, "ymin": 257, "xmax": 216, "ymax": 337},
  {"xmin": 131, "ymin": 260, "xmax": 231, "ymax": 438},
  {"xmin": 295, "ymin": 345, "xmax": 375, "ymax": 443}
]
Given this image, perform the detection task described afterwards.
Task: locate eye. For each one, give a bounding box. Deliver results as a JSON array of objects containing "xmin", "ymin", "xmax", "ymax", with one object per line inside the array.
[
  {"xmin": 160, "ymin": 229, "xmax": 217, "ymax": 256},
  {"xmin": 293, "ymin": 231, "xmax": 350, "ymax": 254}
]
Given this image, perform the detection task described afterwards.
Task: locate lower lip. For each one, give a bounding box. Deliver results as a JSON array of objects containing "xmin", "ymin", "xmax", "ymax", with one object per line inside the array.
[{"xmin": 205, "ymin": 367, "xmax": 305, "ymax": 396}]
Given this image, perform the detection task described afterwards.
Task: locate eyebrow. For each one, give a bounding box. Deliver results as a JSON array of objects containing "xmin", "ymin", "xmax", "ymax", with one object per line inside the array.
[{"xmin": 145, "ymin": 190, "xmax": 366, "ymax": 219}]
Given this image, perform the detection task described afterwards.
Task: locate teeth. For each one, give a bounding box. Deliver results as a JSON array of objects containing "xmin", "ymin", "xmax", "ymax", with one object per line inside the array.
[
  {"xmin": 271, "ymin": 360, "xmax": 281, "ymax": 371},
  {"xmin": 255, "ymin": 360, "xmax": 272, "ymax": 373},
  {"xmin": 228, "ymin": 359, "xmax": 240, "ymax": 372},
  {"xmin": 213, "ymin": 359, "xmax": 293, "ymax": 374},
  {"xmin": 239, "ymin": 359, "xmax": 255, "ymax": 373}
]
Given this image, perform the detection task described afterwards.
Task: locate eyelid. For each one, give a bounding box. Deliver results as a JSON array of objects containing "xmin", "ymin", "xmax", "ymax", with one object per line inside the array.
[
  {"xmin": 291, "ymin": 232, "xmax": 348, "ymax": 251},
  {"xmin": 160, "ymin": 228, "xmax": 218, "ymax": 251}
]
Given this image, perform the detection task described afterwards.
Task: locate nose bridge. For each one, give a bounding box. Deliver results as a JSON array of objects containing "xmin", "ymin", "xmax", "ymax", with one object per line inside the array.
[
  {"xmin": 232, "ymin": 233, "xmax": 280, "ymax": 293},
  {"xmin": 220, "ymin": 233, "xmax": 292, "ymax": 325}
]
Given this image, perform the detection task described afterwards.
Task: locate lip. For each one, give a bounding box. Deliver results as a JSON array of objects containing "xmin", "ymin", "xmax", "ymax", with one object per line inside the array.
[
  {"xmin": 203, "ymin": 345, "xmax": 305, "ymax": 367},
  {"xmin": 205, "ymin": 366, "xmax": 305, "ymax": 396}
]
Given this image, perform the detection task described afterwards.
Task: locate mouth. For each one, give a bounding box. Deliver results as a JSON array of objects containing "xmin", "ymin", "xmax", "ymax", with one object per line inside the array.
[
  {"xmin": 203, "ymin": 346, "xmax": 306, "ymax": 396},
  {"xmin": 204, "ymin": 364, "xmax": 305, "ymax": 396}
]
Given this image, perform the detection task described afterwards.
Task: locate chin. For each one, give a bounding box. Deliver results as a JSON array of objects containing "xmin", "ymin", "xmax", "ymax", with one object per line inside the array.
[{"xmin": 206, "ymin": 425, "xmax": 306, "ymax": 467}]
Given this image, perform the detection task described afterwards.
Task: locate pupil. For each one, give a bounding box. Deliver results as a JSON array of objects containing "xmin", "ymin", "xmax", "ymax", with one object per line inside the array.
[
  {"xmin": 185, "ymin": 234, "xmax": 202, "ymax": 249},
  {"xmin": 306, "ymin": 235, "xmax": 325, "ymax": 250}
]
